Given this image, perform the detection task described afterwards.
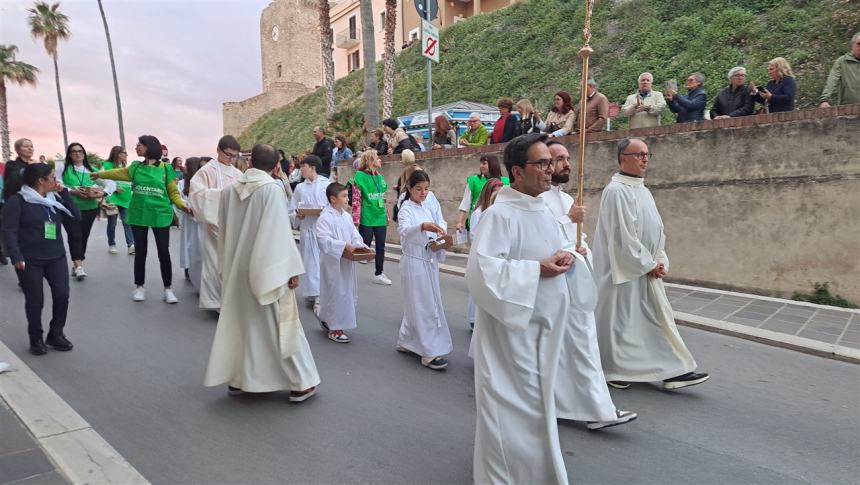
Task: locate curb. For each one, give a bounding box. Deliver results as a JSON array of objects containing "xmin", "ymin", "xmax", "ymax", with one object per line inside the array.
[{"xmin": 0, "ymin": 340, "xmax": 149, "ymax": 485}]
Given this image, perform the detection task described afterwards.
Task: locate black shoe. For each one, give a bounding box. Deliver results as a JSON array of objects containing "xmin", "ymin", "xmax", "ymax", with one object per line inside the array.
[
  {"xmin": 29, "ymin": 336, "xmax": 47, "ymax": 355},
  {"xmin": 662, "ymin": 372, "xmax": 710, "ymax": 390},
  {"xmin": 184, "ymin": 269, "xmax": 190, "ymax": 280},
  {"xmin": 45, "ymin": 333, "xmax": 74, "ymax": 351}
]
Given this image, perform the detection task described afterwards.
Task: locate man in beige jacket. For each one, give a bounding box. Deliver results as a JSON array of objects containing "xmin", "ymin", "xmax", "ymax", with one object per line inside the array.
[{"xmin": 621, "ymin": 72, "xmax": 667, "ymax": 129}]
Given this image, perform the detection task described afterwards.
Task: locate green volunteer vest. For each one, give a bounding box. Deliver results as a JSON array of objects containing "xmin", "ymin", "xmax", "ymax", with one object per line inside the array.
[
  {"xmin": 352, "ymin": 170, "xmax": 388, "ymax": 227},
  {"xmin": 101, "ymin": 162, "xmax": 133, "ymax": 208},
  {"xmin": 127, "ymin": 161, "xmax": 176, "ymax": 227},
  {"xmin": 62, "ymin": 166, "xmax": 100, "ymax": 211},
  {"xmin": 466, "ymin": 174, "xmax": 510, "ymax": 212}
]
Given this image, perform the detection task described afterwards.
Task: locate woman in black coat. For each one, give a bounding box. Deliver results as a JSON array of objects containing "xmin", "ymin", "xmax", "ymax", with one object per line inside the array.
[{"xmin": 1, "ymin": 163, "xmax": 80, "ymax": 355}]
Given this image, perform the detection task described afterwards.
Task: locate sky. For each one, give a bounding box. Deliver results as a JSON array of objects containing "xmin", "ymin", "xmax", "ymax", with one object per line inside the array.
[{"xmin": 1, "ymin": 0, "xmax": 272, "ymax": 160}]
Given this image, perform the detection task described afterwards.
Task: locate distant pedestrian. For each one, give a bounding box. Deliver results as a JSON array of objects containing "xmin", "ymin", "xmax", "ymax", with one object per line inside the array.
[
  {"xmin": 366, "ymin": 129, "xmax": 389, "ymax": 158},
  {"xmin": 2, "ymin": 163, "xmax": 79, "ymax": 355},
  {"xmin": 315, "ymin": 183, "xmax": 369, "ymax": 343},
  {"xmin": 101, "ymin": 146, "xmax": 135, "ymax": 255},
  {"xmin": 311, "ymin": 126, "xmax": 335, "ymax": 178},
  {"xmin": 820, "ymin": 32, "xmax": 860, "ymax": 107},
  {"xmin": 667, "ymin": 72, "xmax": 707, "ymax": 122},
  {"xmin": 751, "ymin": 57, "xmax": 796, "ymax": 113},
  {"xmin": 349, "ymin": 150, "xmax": 392, "ymax": 286},
  {"xmin": 331, "ymin": 133, "xmax": 353, "ymax": 181}
]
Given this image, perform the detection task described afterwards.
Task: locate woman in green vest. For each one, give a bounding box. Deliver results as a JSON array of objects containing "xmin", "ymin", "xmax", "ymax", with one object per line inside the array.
[
  {"xmin": 102, "ymin": 146, "xmax": 135, "ymax": 255},
  {"xmin": 92, "ymin": 135, "xmax": 189, "ymax": 304},
  {"xmin": 349, "ymin": 150, "xmax": 391, "ymax": 286},
  {"xmin": 61, "ymin": 143, "xmax": 107, "ymax": 280},
  {"xmin": 454, "ymin": 154, "xmax": 509, "ymax": 233}
]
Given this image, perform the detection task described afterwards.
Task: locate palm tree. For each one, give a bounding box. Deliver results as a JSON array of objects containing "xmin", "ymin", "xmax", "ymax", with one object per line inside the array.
[
  {"xmin": 359, "ymin": 0, "xmax": 379, "ymax": 131},
  {"xmin": 317, "ymin": 0, "xmax": 336, "ymax": 116},
  {"xmin": 0, "ymin": 45, "xmax": 39, "ymax": 161},
  {"xmin": 97, "ymin": 0, "xmax": 125, "ymax": 149},
  {"xmin": 381, "ymin": 0, "xmax": 397, "ymax": 119},
  {"xmin": 27, "ymin": 1, "xmax": 71, "ymax": 149}
]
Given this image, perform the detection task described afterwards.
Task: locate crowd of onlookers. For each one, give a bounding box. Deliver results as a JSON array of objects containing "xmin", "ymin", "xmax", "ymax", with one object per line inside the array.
[{"xmin": 299, "ymin": 32, "xmax": 859, "ymax": 170}]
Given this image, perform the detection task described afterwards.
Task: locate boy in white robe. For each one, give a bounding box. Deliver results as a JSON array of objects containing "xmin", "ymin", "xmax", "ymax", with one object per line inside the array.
[
  {"xmin": 189, "ymin": 136, "xmax": 243, "ymax": 310},
  {"xmin": 593, "ymin": 137, "xmax": 709, "ymax": 391},
  {"xmin": 540, "ymin": 140, "xmax": 637, "ymax": 430},
  {"xmin": 204, "ymin": 143, "xmax": 319, "ymax": 403},
  {"xmin": 467, "ymin": 133, "xmax": 577, "ymax": 485},
  {"xmin": 288, "ymin": 155, "xmax": 330, "ymax": 314},
  {"xmin": 315, "ymin": 183, "xmax": 368, "ymax": 343}
]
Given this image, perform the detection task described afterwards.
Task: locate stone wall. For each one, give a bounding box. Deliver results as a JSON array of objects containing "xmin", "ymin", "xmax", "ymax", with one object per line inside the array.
[
  {"xmin": 223, "ymin": 83, "xmax": 313, "ymax": 138},
  {"xmin": 337, "ymin": 105, "xmax": 860, "ymax": 301}
]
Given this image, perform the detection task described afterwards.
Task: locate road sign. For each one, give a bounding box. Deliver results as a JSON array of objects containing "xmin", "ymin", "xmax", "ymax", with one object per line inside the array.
[
  {"xmin": 414, "ymin": 0, "xmax": 438, "ymax": 21},
  {"xmin": 421, "ymin": 19, "xmax": 439, "ymax": 63}
]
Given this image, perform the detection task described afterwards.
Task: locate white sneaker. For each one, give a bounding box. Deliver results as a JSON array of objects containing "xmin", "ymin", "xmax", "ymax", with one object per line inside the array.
[
  {"xmin": 373, "ymin": 273, "xmax": 392, "ymax": 286},
  {"xmin": 73, "ymin": 266, "xmax": 87, "ymax": 281},
  {"xmin": 128, "ymin": 244, "xmax": 135, "ymax": 255},
  {"xmin": 358, "ymin": 260, "xmax": 369, "ymax": 265},
  {"xmin": 164, "ymin": 288, "xmax": 179, "ymax": 304},
  {"xmin": 132, "ymin": 286, "xmax": 145, "ymax": 302},
  {"xmin": 109, "ymin": 245, "xmax": 118, "ymax": 254},
  {"xmin": 587, "ymin": 410, "xmax": 638, "ymax": 430}
]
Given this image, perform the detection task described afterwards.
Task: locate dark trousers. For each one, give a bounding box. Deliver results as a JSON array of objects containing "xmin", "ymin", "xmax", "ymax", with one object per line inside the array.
[
  {"xmin": 131, "ymin": 225, "xmax": 172, "ymax": 287},
  {"xmin": 20, "ymin": 257, "xmax": 70, "ymax": 338},
  {"xmin": 78, "ymin": 209, "xmax": 99, "ymax": 260},
  {"xmin": 358, "ymin": 224, "xmax": 387, "ymax": 276},
  {"xmin": 61, "ymin": 212, "xmax": 85, "ymax": 261},
  {"xmin": 107, "ymin": 207, "xmax": 134, "ymax": 247}
]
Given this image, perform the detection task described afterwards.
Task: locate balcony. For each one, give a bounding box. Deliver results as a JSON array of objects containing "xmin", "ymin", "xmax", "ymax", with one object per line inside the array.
[{"xmin": 336, "ymin": 28, "xmax": 360, "ymax": 49}]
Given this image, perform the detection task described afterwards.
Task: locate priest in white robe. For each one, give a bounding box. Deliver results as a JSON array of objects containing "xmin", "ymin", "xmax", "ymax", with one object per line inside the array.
[
  {"xmin": 204, "ymin": 144, "xmax": 320, "ymax": 403},
  {"xmin": 540, "ymin": 140, "xmax": 637, "ymax": 430},
  {"xmin": 189, "ymin": 136, "xmax": 243, "ymax": 310},
  {"xmin": 593, "ymin": 137, "xmax": 709, "ymax": 391},
  {"xmin": 467, "ymin": 133, "xmax": 576, "ymax": 485},
  {"xmin": 315, "ymin": 183, "xmax": 368, "ymax": 343},
  {"xmin": 289, "ymin": 155, "xmax": 331, "ymax": 309}
]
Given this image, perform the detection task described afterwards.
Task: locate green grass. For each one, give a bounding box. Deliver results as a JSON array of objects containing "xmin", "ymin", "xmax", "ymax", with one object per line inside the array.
[
  {"xmin": 239, "ymin": 0, "xmax": 860, "ymax": 154},
  {"xmin": 792, "ymin": 282, "xmax": 858, "ymax": 309}
]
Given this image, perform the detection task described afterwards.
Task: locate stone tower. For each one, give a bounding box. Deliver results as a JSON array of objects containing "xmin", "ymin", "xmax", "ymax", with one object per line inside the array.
[{"xmin": 223, "ymin": 0, "xmax": 322, "ymax": 138}]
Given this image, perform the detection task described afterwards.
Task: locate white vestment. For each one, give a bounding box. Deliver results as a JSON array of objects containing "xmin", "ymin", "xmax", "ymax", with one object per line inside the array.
[
  {"xmin": 593, "ymin": 174, "xmax": 697, "ymax": 382},
  {"xmin": 179, "ymin": 197, "xmax": 203, "ymax": 290},
  {"xmin": 396, "ymin": 194, "xmax": 453, "ymax": 358},
  {"xmin": 540, "ymin": 185, "xmax": 617, "ymax": 422},
  {"xmin": 466, "ymin": 186, "xmax": 573, "ymax": 485},
  {"xmin": 204, "ymin": 168, "xmax": 320, "ymax": 392},
  {"xmin": 189, "ymin": 161, "xmax": 243, "ymax": 310},
  {"xmin": 466, "ymin": 208, "xmax": 484, "ymax": 326},
  {"xmin": 315, "ymin": 205, "xmax": 367, "ymax": 330},
  {"xmin": 289, "ymin": 175, "xmax": 331, "ymax": 300}
]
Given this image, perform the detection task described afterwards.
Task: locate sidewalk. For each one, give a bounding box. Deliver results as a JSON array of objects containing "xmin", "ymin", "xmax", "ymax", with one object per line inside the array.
[
  {"xmin": 0, "ymin": 394, "xmax": 66, "ymax": 485},
  {"xmin": 377, "ymin": 241, "xmax": 860, "ymax": 363}
]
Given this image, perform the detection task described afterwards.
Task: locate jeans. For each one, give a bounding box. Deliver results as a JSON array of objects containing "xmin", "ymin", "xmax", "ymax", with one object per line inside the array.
[
  {"xmin": 358, "ymin": 224, "xmax": 387, "ymax": 276},
  {"xmin": 20, "ymin": 257, "xmax": 70, "ymax": 338},
  {"xmin": 131, "ymin": 225, "xmax": 172, "ymax": 287},
  {"xmin": 107, "ymin": 207, "xmax": 135, "ymax": 247}
]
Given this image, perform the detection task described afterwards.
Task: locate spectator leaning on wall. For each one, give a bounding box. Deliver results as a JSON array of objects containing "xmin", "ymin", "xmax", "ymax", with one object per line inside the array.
[
  {"xmin": 711, "ymin": 66, "xmax": 755, "ymax": 119},
  {"xmin": 667, "ymin": 72, "xmax": 707, "ymax": 122},
  {"xmin": 820, "ymin": 32, "xmax": 860, "ymax": 108},
  {"xmin": 621, "ymin": 72, "xmax": 667, "ymax": 129}
]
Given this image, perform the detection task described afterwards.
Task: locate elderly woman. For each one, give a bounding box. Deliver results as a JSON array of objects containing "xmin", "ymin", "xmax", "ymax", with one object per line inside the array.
[
  {"xmin": 491, "ymin": 97, "xmax": 520, "ymax": 144},
  {"xmin": 544, "ymin": 91, "xmax": 576, "ymax": 137},
  {"xmin": 751, "ymin": 57, "xmax": 796, "ymax": 113},
  {"xmin": 667, "ymin": 72, "xmax": 708, "ymax": 122},
  {"xmin": 711, "ymin": 66, "xmax": 755, "ymax": 119}
]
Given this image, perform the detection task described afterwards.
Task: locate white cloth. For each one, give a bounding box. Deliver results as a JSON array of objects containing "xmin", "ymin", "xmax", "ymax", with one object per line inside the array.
[
  {"xmin": 289, "ymin": 175, "xmax": 331, "ymax": 299},
  {"xmin": 189, "ymin": 161, "xmax": 243, "ymax": 310},
  {"xmin": 179, "ymin": 196, "xmax": 203, "ymax": 289},
  {"xmin": 593, "ymin": 174, "xmax": 697, "ymax": 382},
  {"xmin": 458, "ymin": 184, "xmax": 472, "ymax": 213},
  {"xmin": 73, "ymin": 164, "xmax": 116, "ymax": 195},
  {"xmin": 466, "ymin": 186, "xmax": 572, "ymax": 485},
  {"xmin": 540, "ymin": 185, "xmax": 617, "ymax": 422},
  {"xmin": 396, "ymin": 194, "xmax": 452, "ymax": 358},
  {"xmin": 465, "ymin": 208, "xmax": 484, "ymax": 326},
  {"xmin": 19, "ymin": 186, "xmax": 72, "ymax": 217},
  {"xmin": 315, "ymin": 205, "xmax": 366, "ymax": 330},
  {"xmin": 204, "ymin": 168, "xmax": 320, "ymax": 392}
]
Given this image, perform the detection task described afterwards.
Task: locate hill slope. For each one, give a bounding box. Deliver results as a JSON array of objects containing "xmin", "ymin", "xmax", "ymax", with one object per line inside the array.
[{"xmin": 239, "ymin": 0, "xmax": 859, "ymax": 154}]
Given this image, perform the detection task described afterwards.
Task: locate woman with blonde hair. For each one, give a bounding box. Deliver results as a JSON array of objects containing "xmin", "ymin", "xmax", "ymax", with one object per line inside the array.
[
  {"xmin": 516, "ymin": 99, "xmax": 545, "ymax": 134},
  {"xmin": 750, "ymin": 57, "xmax": 796, "ymax": 113},
  {"xmin": 349, "ymin": 150, "xmax": 391, "ymax": 285}
]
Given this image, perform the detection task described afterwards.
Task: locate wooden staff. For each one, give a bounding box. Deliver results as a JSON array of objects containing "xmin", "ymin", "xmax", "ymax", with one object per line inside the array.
[{"xmin": 575, "ymin": 0, "xmax": 595, "ymax": 249}]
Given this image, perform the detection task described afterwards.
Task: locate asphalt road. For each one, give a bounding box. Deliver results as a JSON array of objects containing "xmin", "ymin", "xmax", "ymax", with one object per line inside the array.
[{"xmin": 0, "ymin": 221, "xmax": 858, "ymax": 484}]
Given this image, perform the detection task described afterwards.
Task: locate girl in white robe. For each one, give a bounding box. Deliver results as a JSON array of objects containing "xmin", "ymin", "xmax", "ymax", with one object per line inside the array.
[
  {"xmin": 315, "ymin": 183, "xmax": 368, "ymax": 343},
  {"xmin": 396, "ymin": 171, "xmax": 453, "ymax": 371}
]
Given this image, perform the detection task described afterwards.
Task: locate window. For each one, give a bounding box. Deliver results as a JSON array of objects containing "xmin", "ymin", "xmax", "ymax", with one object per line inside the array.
[
  {"xmin": 276, "ymin": 64, "xmax": 282, "ymax": 78},
  {"xmin": 408, "ymin": 28, "xmax": 419, "ymax": 41},
  {"xmin": 379, "ymin": 12, "xmax": 385, "ymax": 31},
  {"xmin": 348, "ymin": 16, "xmax": 357, "ymax": 40},
  {"xmin": 348, "ymin": 50, "xmax": 360, "ymax": 72}
]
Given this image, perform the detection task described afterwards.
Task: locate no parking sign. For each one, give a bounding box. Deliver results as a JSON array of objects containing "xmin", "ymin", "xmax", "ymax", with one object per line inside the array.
[{"xmin": 421, "ymin": 19, "xmax": 439, "ymax": 63}]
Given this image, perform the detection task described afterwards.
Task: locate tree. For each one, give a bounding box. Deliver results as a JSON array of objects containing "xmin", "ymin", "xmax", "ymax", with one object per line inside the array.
[
  {"xmin": 28, "ymin": 1, "xmax": 71, "ymax": 149},
  {"xmin": 0, "ymin": 45, "xmax": 39, "ymax": 161},
  {"xmin": 97, "ymin": 0, "xmax": 125, "ymax": 149},
  {"xmin": 381, "ymin": 0, "xmax": 397, "ymax": 119},
  {"xmin": 359, "ymin": 0, "xmax": 379, "ymax": 132},
  {"xmin": 317, "ymin": 0, "xmax": 336, "ymax": 116}
]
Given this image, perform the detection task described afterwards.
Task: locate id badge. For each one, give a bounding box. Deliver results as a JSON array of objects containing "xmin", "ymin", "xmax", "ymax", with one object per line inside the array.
[
  {"xmin": 44, "ymin": 221, "xmax": 58, "ymax": 240},
  {"xmin": 377, "ymin": 199, "xmax": 385, "ymax": 208}
]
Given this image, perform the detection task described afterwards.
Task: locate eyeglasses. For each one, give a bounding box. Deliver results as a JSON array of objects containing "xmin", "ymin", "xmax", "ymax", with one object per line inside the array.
[
  {"xmin": 525, "ymin": 158, "xmax": 556, "ymax": 170},
  {"xmin": 221, "ymin": 149, "xmax": 239, "ymax": 160},
  {"xmin": 622, "ymin": 152, "xmax": 652, "ymax": 160},
  {"xmin": 70, "ymin": 149, "xmax": 84, "ymax": 154}
]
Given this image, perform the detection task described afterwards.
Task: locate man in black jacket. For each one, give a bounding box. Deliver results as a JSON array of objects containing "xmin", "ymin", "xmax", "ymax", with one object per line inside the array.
[
  {"xmin": 711, "ymin": 66, "xmax": 755, "ymax": 119},
  {"xmin": 311, "ymin": 126, "xmax": 335, "ymax": 179}
]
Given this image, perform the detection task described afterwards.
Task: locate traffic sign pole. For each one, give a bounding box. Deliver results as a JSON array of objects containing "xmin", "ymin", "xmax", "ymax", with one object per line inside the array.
[{"xmin": 425, "ymin": 0, "xmax": 433, "ymax": 144}]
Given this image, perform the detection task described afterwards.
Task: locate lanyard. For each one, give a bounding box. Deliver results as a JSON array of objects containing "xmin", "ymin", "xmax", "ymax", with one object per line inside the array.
[
  {"xmin": 40, "ymin": 205, "xmax": 54, "ymax": 223},
  {"xmin": 369, "ymin": 172, "xmax": 383, "ymax": 194},
  {"xmin": 74, "ymin": 166, "xmax": 88, "ymax": 186}
]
